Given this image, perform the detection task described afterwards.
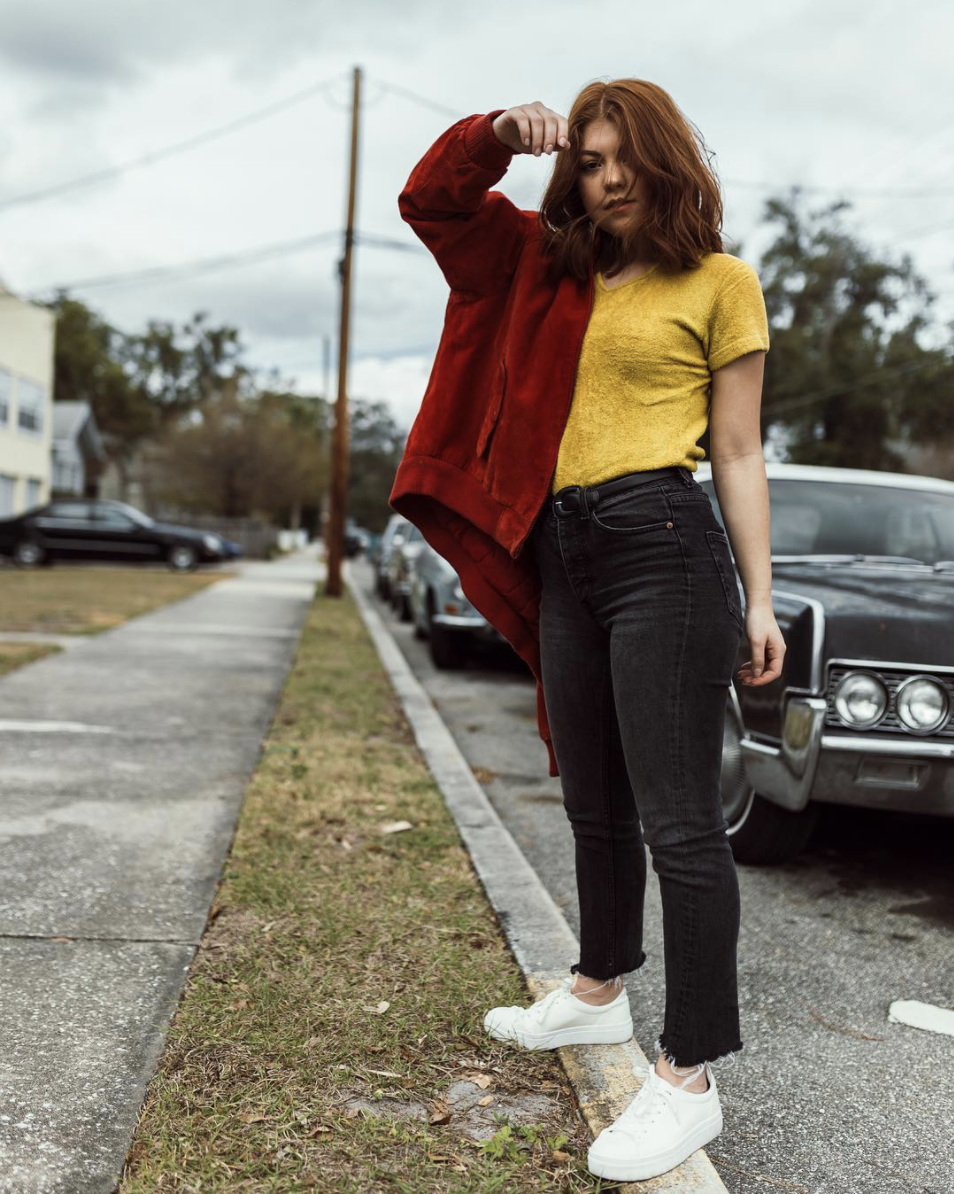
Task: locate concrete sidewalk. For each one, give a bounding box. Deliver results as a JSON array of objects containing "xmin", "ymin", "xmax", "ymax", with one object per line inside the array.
[{"xmin": 0, "ymin": 551, "xmax": 322, "ymax": 1193}]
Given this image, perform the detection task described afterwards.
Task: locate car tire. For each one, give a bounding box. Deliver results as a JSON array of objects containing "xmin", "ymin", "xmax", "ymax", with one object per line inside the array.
[
  {"xmin": 429, "ymin": 617, "xmax": 469, "ymax": 670},
  {"xmin": 167, "ymin": 544, "xmax": 199, "ymax": 572},
  {"xmin": 721, "ymin": 699, "xmax": 819, "ymax": 865},
  {"xmin": 13, "ymin": 539, "xmax": 45, "ymax": 568}
]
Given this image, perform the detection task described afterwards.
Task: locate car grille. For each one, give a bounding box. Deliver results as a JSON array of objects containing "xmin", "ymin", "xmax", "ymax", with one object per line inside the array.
[{"xmin": 824, "ymin": 664, "xmax": 954, "ymax": 740}]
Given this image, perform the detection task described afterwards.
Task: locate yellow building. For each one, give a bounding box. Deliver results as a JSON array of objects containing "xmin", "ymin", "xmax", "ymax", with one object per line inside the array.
[{"xmin": 0, "ymin": 286, "xmax": 55, "ymax": 516}]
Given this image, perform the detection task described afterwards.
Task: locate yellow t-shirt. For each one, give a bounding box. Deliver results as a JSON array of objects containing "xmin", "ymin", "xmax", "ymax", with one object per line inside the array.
[{"xmin": 550, "ymin": 251, "xmax": 770, "ymax": 494}]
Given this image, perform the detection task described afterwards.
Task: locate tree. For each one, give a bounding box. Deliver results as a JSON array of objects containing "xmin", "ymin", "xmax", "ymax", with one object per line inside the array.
[
  {"xmin": 45, "ymin": 294, "xmax": 153, "ymax": 489},
  {"xmin": 346, "ymin": 398, "xmax": 407, "ymax": 532},
  {"xmin": 145, "ymin": 385, "xmax": 329, "ymax": 523},
  {"xmin": 755, "ymin": 189, "xmax": 954, "ymax": 470},
  {"xmin": 123, "ymin": 311, "xmax": 245, "ymax": 432}
]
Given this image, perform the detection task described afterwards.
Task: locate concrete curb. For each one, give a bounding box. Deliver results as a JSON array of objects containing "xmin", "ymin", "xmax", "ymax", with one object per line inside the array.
[{"xmin": 343, "ymin": 561, "xmax": 726, "ymax": 1192}]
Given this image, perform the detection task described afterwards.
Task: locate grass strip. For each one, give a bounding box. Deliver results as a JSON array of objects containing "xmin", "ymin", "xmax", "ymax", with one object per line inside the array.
[
  {"xmin": 0, "ymin": 642, "xmax": 62, "ymax": 676},
  {"xmin": 0, "ymin": 567, "xmax": 232, "ymax": 634},
  {"xmin": 120, "ymin": 583, "xmax": 605, "ymax": 1191}
]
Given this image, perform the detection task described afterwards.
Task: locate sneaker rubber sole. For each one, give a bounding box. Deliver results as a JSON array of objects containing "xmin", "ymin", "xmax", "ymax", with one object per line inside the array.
[
  {"xmin": 586, "ymin": 1108, "xmax": 723, "ymax": 1182},
  {"xmin": 484, "ymin": 1017, "xmax": 634, "ymax": 1050}
]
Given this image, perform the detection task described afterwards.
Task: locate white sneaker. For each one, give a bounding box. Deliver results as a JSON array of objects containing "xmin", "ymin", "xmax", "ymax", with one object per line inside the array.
[
  {"xmin": 483, "ymin": 976, "xmax": 633, "ymax": 1050},
  {"xmin": 587, "ymin": 1059, "xmax": 723, "ymax": 1182}
]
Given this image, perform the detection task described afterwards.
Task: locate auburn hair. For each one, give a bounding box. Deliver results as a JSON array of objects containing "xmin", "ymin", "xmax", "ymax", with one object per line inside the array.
[{"xmin": 538, "ymin": 79, "xmax": 725, "ymax": 283}]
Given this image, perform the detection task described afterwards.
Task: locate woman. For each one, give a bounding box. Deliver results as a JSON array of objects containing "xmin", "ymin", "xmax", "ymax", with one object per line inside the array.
[{"xmin": 397, "ymin": 80, "xmax": 785, "ymax": 1183}]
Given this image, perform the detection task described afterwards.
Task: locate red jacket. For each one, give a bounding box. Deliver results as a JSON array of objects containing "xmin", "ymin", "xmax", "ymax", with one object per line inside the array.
[{"xmin": 388, "ymin": 108, "xmax": 598, "ymax": 778}]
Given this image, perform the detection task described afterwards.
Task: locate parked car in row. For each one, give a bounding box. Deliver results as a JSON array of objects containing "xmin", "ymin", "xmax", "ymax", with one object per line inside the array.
[
  {"xmin": 372, "ymin": 513, "xmax": 410, "ymax": 602},
  {"xmin": 372, "ymin": 511, "xmax": 507, "ymax": 669},
  {"xmin": 696, "ymin": 461, "xmax": 954, "ymax": 864},
  {"xmin": 0, "ymin": 499, "xmax": 239, "ymax": 571},
  {"xmin": 408, "ymin": 537, "xmax": 509, "ymax": 668}
]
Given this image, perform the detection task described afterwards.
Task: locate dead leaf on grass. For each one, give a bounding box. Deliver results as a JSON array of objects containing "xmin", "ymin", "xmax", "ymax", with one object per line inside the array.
[
  {"xmin": 552, "ymin": 1150, "xmax": 571, "ymax": 1161},
  {"xmin": 463, "ymin": 1071, "xmax": 493, "ymax": 1089},
  {"xmin": 366, "ymin": 1069, "xmax": 402, "ymax": 1079},
  {"xmin": 477, "ymin": 1095, "xmax": 494, "ymax": 1107},
  {"xmin": 380, "ymin": 820, "xmax": 413, "ymax": 834},
  {"xmin": 239, "ymin": 1113, "xmax": 268, "ymax": 1124},
  {"xmin": 361, "ymin": 1000, "xmax": 390, "ymax": 1015},
  {"xmin": 428, "ymin": 1100, "xmax": 452, "ymax": 1125}
]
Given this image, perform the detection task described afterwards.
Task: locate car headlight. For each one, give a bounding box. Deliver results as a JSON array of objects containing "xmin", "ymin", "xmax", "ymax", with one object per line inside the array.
[
  {"xmin": 203, "ymin": 534, "xmax": 222, "ymax": 552},
  {"xmin": 895, "ymin": 676, "xmax": 949, "ymax": 734},
  {"xmin": 833, "ymin": 671, "xmax": 888, "ymax": 728}
]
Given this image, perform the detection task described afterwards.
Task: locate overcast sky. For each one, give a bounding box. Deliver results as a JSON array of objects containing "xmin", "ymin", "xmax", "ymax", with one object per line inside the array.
[{"xmin": 1, "ymin": 0, "xmax": 951, "ymax": 433}]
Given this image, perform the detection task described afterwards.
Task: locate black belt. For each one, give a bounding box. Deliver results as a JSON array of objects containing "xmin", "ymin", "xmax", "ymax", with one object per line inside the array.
[{"xmin": 548, "ymin": 465, "xmax": 686, "ymax": 518}]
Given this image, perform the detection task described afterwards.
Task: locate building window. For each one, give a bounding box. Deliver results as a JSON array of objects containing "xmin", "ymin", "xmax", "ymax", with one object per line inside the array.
[
  {"xmin": 0, "ymin": 369, "xmax": 11, "ymax": 427},
  {"xmin": 25, "ymin": 478, "xmax": 42, "ymax": 509},
  {"xmin": 17, "ymin": 378, "xmax": 45, "ymax": 435},
  {"xmin": 0, "ymin": 474, "xmax": 14, "ymax": 517}
]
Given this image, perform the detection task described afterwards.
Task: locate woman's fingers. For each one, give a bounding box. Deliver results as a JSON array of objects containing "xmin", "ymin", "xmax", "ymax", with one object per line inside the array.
[{"xmin": 493, "ymin": 103, "xmax": 570, "ymax": 155}]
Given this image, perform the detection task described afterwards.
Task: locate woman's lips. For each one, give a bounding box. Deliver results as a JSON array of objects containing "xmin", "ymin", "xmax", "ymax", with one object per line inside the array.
[{"xmin": 607, "ymin": 200, "xmax": 634, "ymax": 211}]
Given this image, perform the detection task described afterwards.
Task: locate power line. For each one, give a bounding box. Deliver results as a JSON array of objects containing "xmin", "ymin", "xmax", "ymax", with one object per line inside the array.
[
  {"xmin": 34, "ymin": 231, "xmax": 342, "ymax": 293},
  {"xmin": 722, "ymin": 177, "xmax": 954, "ymax": 200},
  {"xmin": 376, "ymin": 79, "xmax": 461, "ymax": 120},
  {"xmin": 0, "ymin": 71, "xmax": 349, "ymax": 212},
  {"xmin": 377, "ymin": 78, "xmax": 954, "ymax": 200},
  {"xmin": 28, "ymin": 228, "xmax": 426, "ymax": 294},
  {"xmin": 767, "ymin": 356, "xmax": 946, "ymax": 418}
]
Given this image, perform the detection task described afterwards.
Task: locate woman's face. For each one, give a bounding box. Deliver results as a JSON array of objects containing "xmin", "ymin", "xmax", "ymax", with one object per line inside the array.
[{"xmin": 576, "ymin": 117, "xmax": 649, "ymax": 236}]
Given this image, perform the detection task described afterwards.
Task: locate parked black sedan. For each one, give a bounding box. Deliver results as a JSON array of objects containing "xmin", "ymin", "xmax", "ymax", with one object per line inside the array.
[
  {"xmin": 0, "ymin": 499, "xmax": 235, "ymax": 571},
  {"xmin": 697, "ymin": 462, "xmax": 954, "ymax": 865}
]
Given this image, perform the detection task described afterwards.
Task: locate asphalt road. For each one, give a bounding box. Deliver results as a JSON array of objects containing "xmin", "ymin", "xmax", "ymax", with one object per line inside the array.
[{"xmin": 354, "ymin": 557, "xmax": 953, "ymax": 1194}]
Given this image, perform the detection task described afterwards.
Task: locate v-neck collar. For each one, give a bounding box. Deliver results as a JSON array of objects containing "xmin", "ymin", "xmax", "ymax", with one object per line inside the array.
[{"xmin": 597, "ymin": 262, "xmax": 660, "ymax": 293}]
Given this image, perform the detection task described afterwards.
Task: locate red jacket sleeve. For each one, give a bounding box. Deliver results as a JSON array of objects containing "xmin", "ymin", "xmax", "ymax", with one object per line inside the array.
[{"xmin": 398, "ymin": 109, "xmax": 534, "ymax": 297}]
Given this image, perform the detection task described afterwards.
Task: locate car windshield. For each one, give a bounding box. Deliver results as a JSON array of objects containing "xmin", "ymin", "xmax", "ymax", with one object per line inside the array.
[
  {"xmin": 705, "ymin": 480, "xmax": 954, "ymax": 566},
  {"xmin": 105, "ymin": 501, "xmax": 154, "ymax": 527}
]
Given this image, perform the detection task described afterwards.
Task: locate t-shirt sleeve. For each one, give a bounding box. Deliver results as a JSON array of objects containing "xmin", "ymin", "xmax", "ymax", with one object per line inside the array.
[{"xmin": 706, "ymin": 260, "xmax": 770, "ymax": 372}]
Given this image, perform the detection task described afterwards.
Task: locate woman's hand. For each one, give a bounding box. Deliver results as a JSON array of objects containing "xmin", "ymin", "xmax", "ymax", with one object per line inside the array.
[
  {"xmin": 492, "ymin": 103, "xmax": 570, "ymax": 157},
  {"xmin": 737, "ymin": 601, "xmax": 786, "ymax": 686}
]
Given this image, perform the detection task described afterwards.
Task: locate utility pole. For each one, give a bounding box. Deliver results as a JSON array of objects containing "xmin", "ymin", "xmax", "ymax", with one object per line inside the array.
[{"xmin": 325, "ymin": 65, "xmax": 361, "ymax": 597}]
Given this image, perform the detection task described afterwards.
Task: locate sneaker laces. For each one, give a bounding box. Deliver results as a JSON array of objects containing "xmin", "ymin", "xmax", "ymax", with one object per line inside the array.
[
  {"xmin": 524, "ymin": 975, "xmax": 621, "ymax": 1024},
  {"xmin": 618, "ymin": 1060, "xmax": 707, "ymax": 1128}
]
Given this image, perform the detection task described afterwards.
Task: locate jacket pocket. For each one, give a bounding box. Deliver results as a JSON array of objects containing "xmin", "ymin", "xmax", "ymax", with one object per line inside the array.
[{"xmin": 476, "ymin": 359, "xmax": 507, "ymax": 458}]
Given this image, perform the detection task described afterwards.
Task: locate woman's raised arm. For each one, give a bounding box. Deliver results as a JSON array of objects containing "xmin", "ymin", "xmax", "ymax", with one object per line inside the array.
[{"xmin": 398, "ymin": 103, "xmax": 569, "ymax": 298}]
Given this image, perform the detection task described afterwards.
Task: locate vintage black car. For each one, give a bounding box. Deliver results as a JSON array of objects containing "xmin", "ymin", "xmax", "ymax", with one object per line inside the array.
[
  {"xmin": 0, "ymin": 499, "xmax": 235, "ymax": 571},
  {"xmin": 696, "ymin": 462, "xmax": 954, "ymax": 865}
]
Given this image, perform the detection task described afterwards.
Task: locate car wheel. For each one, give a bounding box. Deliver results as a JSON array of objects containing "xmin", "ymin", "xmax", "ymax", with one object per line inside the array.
[
  {"xmin": 167, "ymin": 544, "xmax": 199, "ymax": 572},
  {"xmin": 412, "ymin": 597, "xmax": 428, "ymax": 640},
  {"xmin": 428, "ymin": 615, "xmax": 469, "ymax": 670},
  {"xmin": 721, "ymin": 699, "xmax": 819, "ymax": 865},
  {"xmin": 13, "ymin": 540, "xmax": 45, "ymax": 568}
]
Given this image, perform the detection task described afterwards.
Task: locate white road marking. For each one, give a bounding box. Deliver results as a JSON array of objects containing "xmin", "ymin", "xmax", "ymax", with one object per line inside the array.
[{"xmin": 888, "ymin": 999, "xmax": 954, "ymax": 1037}]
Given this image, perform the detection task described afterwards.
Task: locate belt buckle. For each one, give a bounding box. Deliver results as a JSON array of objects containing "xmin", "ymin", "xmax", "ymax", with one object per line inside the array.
[{"xmin": 553, "ymin": 487, "xmax": 582, "ymax": 517}]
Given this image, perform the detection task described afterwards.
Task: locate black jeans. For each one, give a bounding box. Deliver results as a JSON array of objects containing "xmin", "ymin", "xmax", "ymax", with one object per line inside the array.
[{"xmin": 527, "ymin": 465, "xmax": 744, "ymax": 1067}]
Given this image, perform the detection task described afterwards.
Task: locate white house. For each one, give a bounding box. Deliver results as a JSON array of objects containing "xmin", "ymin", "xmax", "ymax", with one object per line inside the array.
[
  {"xmin": 52, "ymin": 400, "xmax": 106, "ymax": 496},
  {"xmin": 0, "ymin": 285, "xmax": 55, "ymax": 516}
]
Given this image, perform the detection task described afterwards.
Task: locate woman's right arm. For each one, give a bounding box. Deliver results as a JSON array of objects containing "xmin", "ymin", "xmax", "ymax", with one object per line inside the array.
[{"xmin": 398, "ymin": 103, "xmax": 568, "ymax": 298}]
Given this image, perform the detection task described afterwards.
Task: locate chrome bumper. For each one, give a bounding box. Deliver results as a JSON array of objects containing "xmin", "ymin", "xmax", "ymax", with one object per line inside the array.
[
  {"xmin": 432, "ymin": 613, "xmax": 505, "ymax": 641},
  {"xmin": 740, "ymin": 695, "xmax": 954, "ymax": 816}
]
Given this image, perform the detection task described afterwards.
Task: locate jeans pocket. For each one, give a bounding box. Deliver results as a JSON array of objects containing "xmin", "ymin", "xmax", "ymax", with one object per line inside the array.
[
  {"xmin": 590, "ymin": 488, "xmax": 674, "ymax": 534},
  {"xmin": 705, "ymin": 529, "xmax": 744, "ymax": 630}
]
